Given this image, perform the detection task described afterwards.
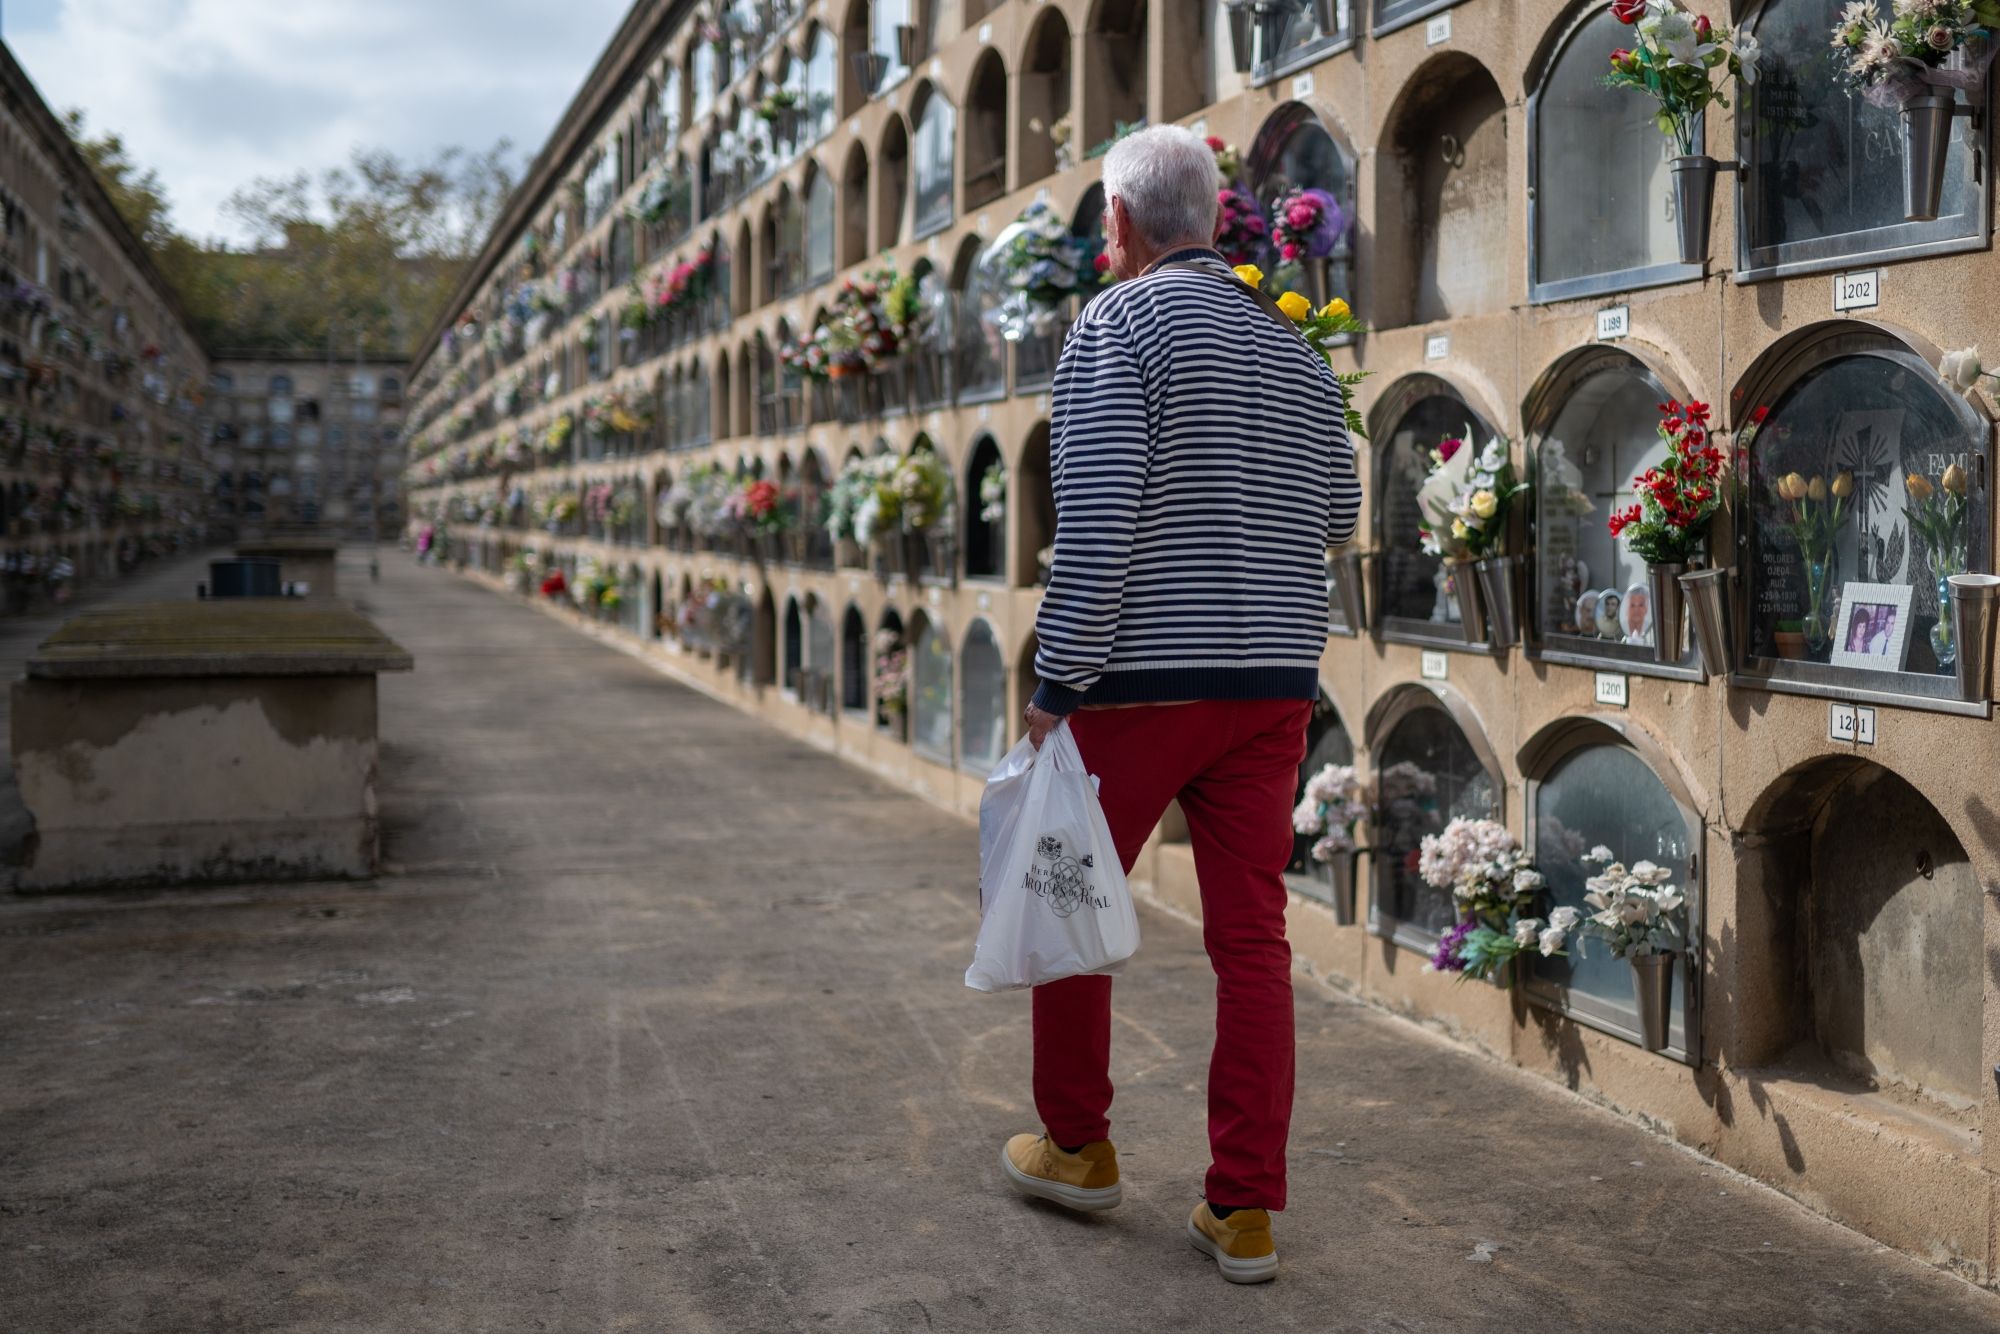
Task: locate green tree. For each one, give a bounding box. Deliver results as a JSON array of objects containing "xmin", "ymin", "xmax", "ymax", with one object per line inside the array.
[{"xmin": 65, "ymin": 111, "xmax": 515, "ymax": 360}]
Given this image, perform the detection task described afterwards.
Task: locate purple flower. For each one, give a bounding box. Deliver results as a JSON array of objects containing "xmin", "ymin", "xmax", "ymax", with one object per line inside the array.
[{"xmin": 1428, "ymin": 917, "xmax": 1476, "ymax": 973}]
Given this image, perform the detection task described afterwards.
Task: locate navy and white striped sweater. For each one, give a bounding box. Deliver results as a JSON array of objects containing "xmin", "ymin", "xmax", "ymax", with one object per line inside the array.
[{"xmin": 1031, "ymin": 249, "xmax": 1362, "ymax": 716}]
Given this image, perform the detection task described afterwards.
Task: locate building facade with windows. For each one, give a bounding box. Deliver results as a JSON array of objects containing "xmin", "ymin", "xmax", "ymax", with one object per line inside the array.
[
  {"xmin": 0, "ymin": 43, "xmax": 210, "ymax": 614},
  {"xmin": 208, "ymin": 356, "xmax": 405, "ymax": 542},
  {"xmin": 401, "ymin": 0, "xmax": 2000, "ymax": 1282}
]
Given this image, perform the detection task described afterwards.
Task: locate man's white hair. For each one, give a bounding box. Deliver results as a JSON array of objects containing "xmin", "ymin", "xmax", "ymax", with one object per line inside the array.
[{"xmin": 1101, "ymin": 125, "xmax": 1221, "ymax": 250}]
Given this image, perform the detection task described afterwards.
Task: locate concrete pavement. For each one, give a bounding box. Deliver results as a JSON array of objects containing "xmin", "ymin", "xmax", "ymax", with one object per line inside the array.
[{"xmin": 4, "ymin": 552, "xmax": 1998, "ymax": 1332}]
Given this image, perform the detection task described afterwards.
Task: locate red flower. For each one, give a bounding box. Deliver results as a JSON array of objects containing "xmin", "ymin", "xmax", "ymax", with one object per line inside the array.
[
  {"xmin": 1438, "ymin": 436, "xmax": 1464, "ymax": 462},
  {"xmin": 1205, "ymin": 135, "xmax": 1227, "ymax": 153},
  {"xmin": 1610, "ymin": 0, "xmax": 1646, "ymax": 22},
  {"xmin": 1750, "ymin": 405, "xmax": 1769, "ymax": 424},
  {"xmin": 1281, "ymin": 242, "xmax": 1300, "ymax": 260},
  {"xmin": 744, "ymin": 479, "xmax": 779, "ymax": 518},
  {"xmin": 1094, "ymin": 253, "xmax": 1111, "ymax": 273},
  {"xmin": 1609, "ymin": 47, "xmax": 1636, "ymax": 71},
  {"xmin": 1693, "ymin": 13, "xmax": 1712, "ymax": 39}
]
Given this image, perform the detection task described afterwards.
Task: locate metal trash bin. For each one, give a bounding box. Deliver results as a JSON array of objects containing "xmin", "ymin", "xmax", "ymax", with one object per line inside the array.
[{"xmin": 202, "ymin": 558, "xmax": 284, "ymax": 599}]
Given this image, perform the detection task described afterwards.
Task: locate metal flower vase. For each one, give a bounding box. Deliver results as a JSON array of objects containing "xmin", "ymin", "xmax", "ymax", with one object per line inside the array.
[
  {"xmin": 1630, "ymin": 954, "xmax": 1674, "ymax": 1053},
  {"xmin": 1448, "ymin": 563, "xmax": 1487, "ymax": 646},
  {"xmin": 1902, "ymin": 93, "xmax": 1957, "ymax": 223},
  {"xmin": 1473, "ymin": 555, "xmax": 1520, "ymax": 649},
  {"xmin": 1679, "ymin": 567, "xmax": 1733, "ymax": 680},
  {"xmin": 1320, "ymin": 853, "xmax": 1357, "ymax": 927},
  {"xmin": 1299, "ymin": 255, "xmax": 1333, "ymax": 310},
  {"xmin": 1329, "ymin": 550, "xmax": 1367, "ymax": 633},
  {"xmin": 1649, "ymin": 562, "xmax": 1686, "ymax": 664},
  {"xmin": 1668, "ymin": 156, "xmax": 1734, "ymax": 267},
  {"xmin": 894, "ymin": 23, "xmax": 918, "ymax": 66},
  {"xmin": 1225, "ymin": 1, "xmax": 1257, "ymax": 73},
  {"xmin": 1947, "ymin": 573, "xmax": 2000, "ymax": 702},
  {"xmin": 1311, "ymin": 0, "xmax": 1339, "ymax": 32}
]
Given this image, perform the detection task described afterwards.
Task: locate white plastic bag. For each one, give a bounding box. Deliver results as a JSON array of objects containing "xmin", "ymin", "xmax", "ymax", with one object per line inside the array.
[{"xmin": 965, "ymin": 723, "xmax": 1139, "ymax": 992}]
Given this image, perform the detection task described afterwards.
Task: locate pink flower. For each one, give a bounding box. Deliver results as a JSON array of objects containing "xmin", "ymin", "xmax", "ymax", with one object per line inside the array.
[
  {"xmin": 1438, "ymin": 437, "xmax": 1464, "ymax": 462},
  {"xmin": 1281, "ymin": 242, "xmax": 1300, "ymax": 260}
]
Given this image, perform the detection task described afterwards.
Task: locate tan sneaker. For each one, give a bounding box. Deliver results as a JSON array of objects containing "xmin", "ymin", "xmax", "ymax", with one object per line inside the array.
[
  {"xmin": 1000, "ymin": 1134, "xmax": 1122, "ymax": 1211},
  {"xmin": 1187, "ymin": 1202, "xmax": 1278, "ymax": 1283}
]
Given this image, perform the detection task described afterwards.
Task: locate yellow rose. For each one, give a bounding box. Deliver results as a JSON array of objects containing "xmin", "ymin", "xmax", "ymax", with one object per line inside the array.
[
  {"xmin": 1830, "ymin": 471, "xmax": 1853, "ymax": 499},
  {"xmin": 1276, "ymin": 291, "xmax": 1312, "ymax": 322},
  {"xmin": 1232, "ymin": 263, "xmax": 1265, "ymax": 289},
  {"xmin": 1906, "ymin": 472, "xmax": 1934, "ymax": 501},
  {"xmin": 1944, "ymin": 462, "xmax": 1969, "ymax": 495},
  {"xmin": 1470, "ymin": 489, "xmax": 1498, "ymax": 519},
  {"xmin": 1451, "ymin": 519, "xmax": 1470, "ymax": 540},
  {"xmin": 1320, "ymin": 298, "xmax": 1351, "ymax": 320},
  {"xmin": 1807, "ymin": 476, "xmax": 1828, "ymax": 503}
]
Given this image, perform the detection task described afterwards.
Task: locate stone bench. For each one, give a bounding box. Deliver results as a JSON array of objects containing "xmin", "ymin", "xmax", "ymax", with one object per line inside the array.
[
  {"xmin": 11, "ymin": 601, "xmax": 413, "ymax": 892},
  {"xmin": 235, "ymin": 535, "xmax": 342, "ymax": 600}
]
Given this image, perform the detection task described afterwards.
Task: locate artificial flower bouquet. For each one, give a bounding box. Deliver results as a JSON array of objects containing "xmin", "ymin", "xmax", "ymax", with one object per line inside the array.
[
  {"xmin": 741, "ymin": 477, "xmax": 791, "ymax": 535},
  {"xmin": 1605, "ymin": 0, "xmax": 1756, "ymax": 156},
  {"xmin": 1607, "ymin": 399, "xmax": 1727, "ymax": 565},
  {"xmin": 1904, "ymin": 461, "xmax": 1972, "ymax": 577},
  {"xmin": 1232, "ymin": 263, "xmax": 1372, "ymax": 442},
  {"xmin": 979, "ymin": 461, "xmax": 1007, "ymax": 525},
  {"xmin": 1831, "ymin": 0, "xmax": 2000, "ymax": 108},
  {"xmin": 1940, "ymin": 345, "xmax": 2000, "ymax": 398},
  {"xmin": 1270, "ymin": 186, "xmax": 1347, "ymax": 263},
  {"xmin": 1205, "ymin": 134, "xmax": 1243, "ymax": 183},
  {"xmin": 1415, "ymin": 436, "xmax": 1526, "ymax": 562},
  {"xmin": 981, "ymin": 200, "xmax": 1110, "ymax": 341},
  {"xmin": 1215, "ymin": 182, "xmax": 1268, "ymax": 267},
  {"xmin": 1418, "ymin": 817, "xmax": 1574, "ymax": 983},
  {"xmin": 1291, "ymin": 764, "xmax": 1371, "ymax": 864},
  {"xmin": 873, "ymin": 628, "xmax": 910, "ymax": 714},
  {"xmin": 1770, "ymin": 465, "xmax": 1852, "ymax": 649},
  {"xmin": 1578, "ymin": 846, "xmax": 1686, "ymax": 959}
]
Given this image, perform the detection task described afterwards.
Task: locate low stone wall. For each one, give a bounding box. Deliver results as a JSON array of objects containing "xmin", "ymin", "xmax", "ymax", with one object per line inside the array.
[{"xmin": 10, "ymin": 601, "xmax": 411, "ymax": 891}]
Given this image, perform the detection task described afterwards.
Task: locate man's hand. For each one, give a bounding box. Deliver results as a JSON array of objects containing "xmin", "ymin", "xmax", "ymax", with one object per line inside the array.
[{"xmin": 1024, "ymin": 704, "xmax": 1060, "ymax": 751}]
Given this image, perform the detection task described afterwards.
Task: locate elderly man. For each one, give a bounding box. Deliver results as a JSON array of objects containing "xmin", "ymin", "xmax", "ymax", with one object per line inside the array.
[{"xmin": 997, "ymin": 126, "xmax": 1360, "ymax": 1285}]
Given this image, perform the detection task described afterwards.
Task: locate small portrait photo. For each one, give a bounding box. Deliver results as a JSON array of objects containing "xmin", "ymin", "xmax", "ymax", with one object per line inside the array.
[
  {"xmin": 1829, "ymin": 582, "xmax": 1915, "ymax": 672},
  {"xmin": 1621, "ymin": 582, "xmax": 1653, "ymax": 645},
  {"xmin": 1593, "ymin": 590, "xmax": 1623, "ymax": 640},
  {"xmin": 1574, "ymin": 590, "xmax": 1600, "ymax": 638}
]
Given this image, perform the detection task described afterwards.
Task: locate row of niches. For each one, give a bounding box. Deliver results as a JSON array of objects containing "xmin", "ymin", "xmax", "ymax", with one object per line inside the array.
[
  {"xmin": 436, "ymin": 531, "xmax": 1042, "ymax": 778},
  {"xmin": 1287, "ymin": 685, "xmax": 1983, "ymax": 1111},
  {"xmin": 1362, "ymin": 324, "xmax": 1996, "ymax": 712},
  {"xmin": 414, "ymin": 0, "xmax": 1994, "ymax": 427},
  {"xmin": 414, "ymin": 424, "xmax": 1058, "ymax": 592}
]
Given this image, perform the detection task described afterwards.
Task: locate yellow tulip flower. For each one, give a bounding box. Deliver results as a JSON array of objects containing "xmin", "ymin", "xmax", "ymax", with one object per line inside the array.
[
  {"xmin": 1944, "ymin": 462, "xmax": 1969, "ymax": 495},
  {"xmin": 1807, "ymin": 476, "xmax": 1828, "ymax": 503},
  {"xmin": 1830, "ymin": 471, "xmax": 1853, "ymax": 499},
  {"xmin": 1906, "ymin": 472, "xmax": 1934, "ymax": 501}
]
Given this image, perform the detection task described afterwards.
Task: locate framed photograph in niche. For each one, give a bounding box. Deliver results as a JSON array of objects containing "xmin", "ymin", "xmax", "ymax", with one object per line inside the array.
[{"xmin": 1829, "ymin": 581, "xmax": 1913, "ymax": 670}]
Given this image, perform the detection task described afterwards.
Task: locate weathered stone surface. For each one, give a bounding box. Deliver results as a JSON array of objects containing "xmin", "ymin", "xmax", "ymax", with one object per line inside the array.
[
  {"xmin": 3, "ymin": 553, "xmax": 1997, "ymax": 1330},
  {"xmin": 25, "ymin": 600, "xmax": 412, "ymax": 679}
]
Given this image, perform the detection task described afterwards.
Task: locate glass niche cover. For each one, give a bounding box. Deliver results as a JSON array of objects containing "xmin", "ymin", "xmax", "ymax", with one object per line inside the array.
[
  {"xmin": 1744, "ymin": 348, "xmax": 1989, "ymax": 683},
  {"xmin": 1534, "ymin": 364, "xmax": 1698, "ymax": 666},
  {"xmin": 1372, "ymin": 705, "xmax": 1498, "ymax": 940},
  {"xmin": 1376, "ymin": 387, "xmax": 1498, "ymax": 639}
]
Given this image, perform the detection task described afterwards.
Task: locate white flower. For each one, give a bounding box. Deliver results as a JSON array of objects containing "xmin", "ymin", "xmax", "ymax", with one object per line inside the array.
[
  {"xmin": 1585, "ymin": 845, "xmax": 1615, "ymax": 864},
  {"xmin": 1656, "ymin": 889, "xmax": 1685, "ymax": 913},
  {"xmin": 1537, "ymin": 925, "xmax": 1569, "ymax": 957},
  {"xmin": 1293, "ymin": 797, "xmax": 1324, "ymax": 835},
  {"xmin": 1940, "ymin": 346, "xmax": 1985, "ymax": 396},
  {"xmin": 1735, "ymin": 32, "xmax": 1762, "ymax": 84},
  {"xmin": 1477, "ymin": 440, "xmax": 1507, "ymax": 472},
  {"xmin": 1513, "ymin": 918, "xmax": 1541, "ymax": 946},
  {"xmin": 1642, "ymin": 8, "xmax": 1700, "ymax": 63},
  {"xmin": 1512, "ymin": 869, "xmax": 1545, "ymax": 894},
  {"xmin": 1549, "ymin": 906, "xmax": 1581, "ymax": 932}
]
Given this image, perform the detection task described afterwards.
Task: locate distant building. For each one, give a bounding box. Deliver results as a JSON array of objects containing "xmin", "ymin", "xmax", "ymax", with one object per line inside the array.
[
  {"xmin": 0, "ymin": 41, "xmax": 210, "ymax": 613},
  {"xmin": 206, "ymin": 355, "xmax": 405, "ymax": 542}
]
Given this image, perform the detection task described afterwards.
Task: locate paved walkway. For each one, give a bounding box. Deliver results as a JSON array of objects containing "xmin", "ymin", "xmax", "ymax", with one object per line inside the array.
[{"xmin": 4, "ymin": 554, "xmax": 1998, "ymax": 1332}]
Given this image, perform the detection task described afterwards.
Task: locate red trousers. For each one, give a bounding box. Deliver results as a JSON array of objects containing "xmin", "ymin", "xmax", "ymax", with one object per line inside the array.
[{"xmin": 1032, "ymin": 698, "xmax": 1310, "ymax": 1210}]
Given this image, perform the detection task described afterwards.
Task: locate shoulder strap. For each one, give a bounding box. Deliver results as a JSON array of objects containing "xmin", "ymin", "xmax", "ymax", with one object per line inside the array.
[{"xmin": 1155, "ymin": 260, "xmax": 1300, "ymax": 339}]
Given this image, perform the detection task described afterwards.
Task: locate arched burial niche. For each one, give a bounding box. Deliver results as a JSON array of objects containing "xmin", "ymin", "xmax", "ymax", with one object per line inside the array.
[
  {"xmin": 1528, "ymin": 5, "xmax": 1695, "ymax": 303},
  {"xmin": 1371, "ymin": 374, "xmax": 1502, "ymax": 645},
  {"xmin": 752, "ymin": 586, "xmax": 778, "ymax": 686},
  {"xmin": 1734, "ymin": 324, "xmax": 1991, "ymax": 705},
  {"xmin": 840, "ymin": 603, "xmax": 870, "ymax": 714},
  {"xmin": 1247, "ymin": 102, "xmax": 1359, "ymax": 311},
  {"xmin": 1016, "ymin": 8, "xmax": 1072, "ymax": 187},
  {"xmin": 1016, "ymin": 420, "xmax": 1056, "ymax": 589},
  {"xmin": 876, "ymin": 606, "xmax": 908, "ymax": 738},
  {"xmin": 909, "ymin": 81, "xmax": 957, "ymax": 238},
  {"xmin": 962, "ymin": 48, "xmax": 1008, "ymax": 210},
  {"xmin": 952, "ymin": 233, "xmax": 1006, "ymax": 403},
  {"xmin": 1364, "ymin": 684, "xmax": 1504, "ymax": 949},
  {"xmin": 910, "ymin": 612, "xmax": 954, "ymax": 762},
  {"xmin": 1375, "ymin": 55, "xmax": 1507, "ymax": 328},
  {"xmin": 1518, "ymin": 717, "xmax": 1703, "ymax": 1061},
  {"xmin": 1733, "ymin": 758, "xmax": 1981, "ymax": 1108},
  {"xmin": 1525, "ymin": 346, "xmax": 1700, "ymax": 673},
  {"xmin": 1738, "ymin": 0, "xmax": 1986, "ymax": 278},
  {"xmin": 1284, "ymin": 691, "xmax": 1357, "ymax": 908},
  {"xmin": 959, "ymin": 619, "xmax": 1007, "ymax": 774},
  {"xmin": 783, "ymin": 594, "xmax": 805, "ymax": 693},
  {"xmin": 963, "ymin": 432, "xmax": 1005, "ymax": 580},
  {"xmin": 1081, "ymin": 0, "xmax": 1147, "ymax": 154},
  {"xmin": 808, "ymin": 600, "xmax": 837, "ymax": 716},
  {"xmin": 878, "ymin": 113, "xmax": 911, "ymax": 249},
  {"xmin": 839, "ymin": 140, "xmax": 871, "ymax": 268}
]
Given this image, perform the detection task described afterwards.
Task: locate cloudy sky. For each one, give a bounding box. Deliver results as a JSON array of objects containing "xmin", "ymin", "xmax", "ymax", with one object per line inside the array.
[{"xmin": 5, "ymin": 0, "xmax": 633, "ymax": 244}]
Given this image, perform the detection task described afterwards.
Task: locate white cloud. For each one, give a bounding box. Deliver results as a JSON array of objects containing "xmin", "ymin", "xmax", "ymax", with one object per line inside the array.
[{"xmin": 8, "ymin": 0, "xmax": 631, "ymax": 245}]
